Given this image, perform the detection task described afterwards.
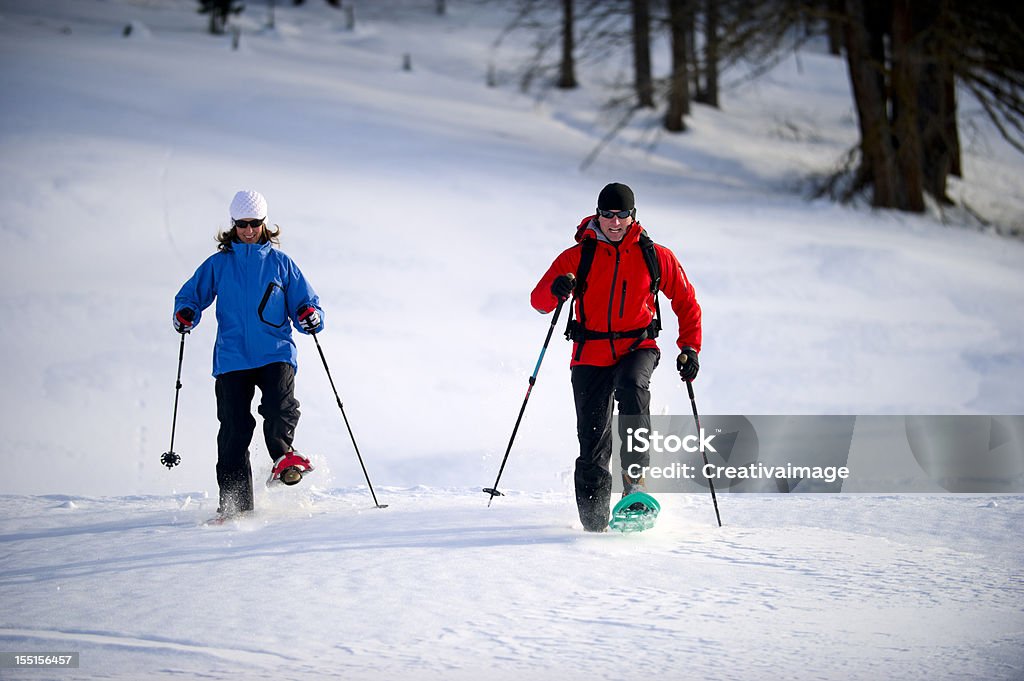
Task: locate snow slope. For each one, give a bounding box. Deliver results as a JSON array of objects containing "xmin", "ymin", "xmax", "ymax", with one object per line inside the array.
[
  {"xmin": 1, "ymin": 0, "xmax": 1023, "ymax": 497},
  {"xmin": 0, "ymin": 1, "xmax": 1022, "ymax": 678},
  {"xmin": 1, "ymin": 490, "xmax": 1022, "ymax": 681}
]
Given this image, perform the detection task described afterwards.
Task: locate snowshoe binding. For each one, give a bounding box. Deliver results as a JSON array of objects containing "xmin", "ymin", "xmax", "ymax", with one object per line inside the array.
[
  {"xmin": 622, "ymin": 471, "xmax": 647, "ymax": 497},
  {"xmin": 609, "ymin": 491, "xmax": 660, "ymax": 533},
  {"xmin": 268, "ymin": 451, "xmax": 313, "ymax": 486}
]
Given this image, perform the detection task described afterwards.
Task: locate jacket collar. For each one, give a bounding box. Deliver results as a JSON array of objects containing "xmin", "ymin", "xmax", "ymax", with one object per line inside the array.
[{"xmin": 231, "ymin": 240, "xmax": 274, "ymax": 255}]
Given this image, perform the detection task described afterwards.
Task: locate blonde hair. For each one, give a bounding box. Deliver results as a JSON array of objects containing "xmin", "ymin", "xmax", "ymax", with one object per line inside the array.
[{"xmin": 216, "ymin": 222, "xmax": 281, "ymax": 252}]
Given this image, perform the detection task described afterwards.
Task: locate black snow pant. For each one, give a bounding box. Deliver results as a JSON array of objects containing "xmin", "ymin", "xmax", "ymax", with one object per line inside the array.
[
  {"xmin": 570, "ymin": 348, "xmax": 659, "ymax": 531},
  {"xmin": 214, "ymin": 362, "xmax": 300, "ymax": 514}
]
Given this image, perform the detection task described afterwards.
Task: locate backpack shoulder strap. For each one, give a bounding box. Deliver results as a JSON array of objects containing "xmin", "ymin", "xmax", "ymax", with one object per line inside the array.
[
  {"xmin": 638, "ymin": 230, "xmax": 662, "ymax": 338},
  {"xmin": 564, "ymin": 238, "xmax": 597, "ymax": 349},
  {"xmin": 638, "ymin": 230, "xmax": 661, "ymax": 293},
  {"xmin": 575, "ymin": 237, "xmax": 598, "ymax": 293}
]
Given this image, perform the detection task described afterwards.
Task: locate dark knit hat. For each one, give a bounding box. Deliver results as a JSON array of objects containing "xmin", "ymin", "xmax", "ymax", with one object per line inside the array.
[{"xmin": 597, "ymin": 182, "xmax": 635, "ymax": 211}]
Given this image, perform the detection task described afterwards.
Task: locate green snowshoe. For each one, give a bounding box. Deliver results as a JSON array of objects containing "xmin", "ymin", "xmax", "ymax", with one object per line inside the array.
[{"xmin": 608, "ymin": 491, "xmax": 661, "ymax": 533}]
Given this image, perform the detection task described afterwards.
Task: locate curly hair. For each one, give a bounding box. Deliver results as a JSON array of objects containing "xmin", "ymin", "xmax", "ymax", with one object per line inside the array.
[{"xmin": 216, "ymin": 222, "xmax": 282, "ymax": 252}]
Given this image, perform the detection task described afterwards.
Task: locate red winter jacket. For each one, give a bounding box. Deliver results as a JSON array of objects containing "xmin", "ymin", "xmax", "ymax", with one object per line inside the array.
[{"xmin": 531, "ymin": 216, "xmax": 702, "ymax": 367}]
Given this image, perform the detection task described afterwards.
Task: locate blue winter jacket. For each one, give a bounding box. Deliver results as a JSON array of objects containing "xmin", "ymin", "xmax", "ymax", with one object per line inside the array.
[{"xmin": 174, "ymin": 241, "xmax": 324, "ymax": 377}]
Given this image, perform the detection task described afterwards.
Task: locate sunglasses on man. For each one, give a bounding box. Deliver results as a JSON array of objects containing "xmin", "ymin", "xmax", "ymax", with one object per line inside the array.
[{"xmin": 597, "ymin": 208, "xmax": 634, "ymax": 219}]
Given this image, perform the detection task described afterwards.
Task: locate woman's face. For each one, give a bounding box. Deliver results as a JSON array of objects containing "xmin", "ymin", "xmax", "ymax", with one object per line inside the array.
[{"xmin": 233, "ymin": 218, "xmax": 265, "ymax": 244}]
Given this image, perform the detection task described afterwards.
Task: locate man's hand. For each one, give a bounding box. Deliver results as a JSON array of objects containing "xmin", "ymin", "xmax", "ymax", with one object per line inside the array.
[
  {"xmin": 677, "ymin": 347, "xmax": 699, "ymax": 382},
  {"xmin": 551, "ymin": 273, "xmax": 576, "ymax": 301}
]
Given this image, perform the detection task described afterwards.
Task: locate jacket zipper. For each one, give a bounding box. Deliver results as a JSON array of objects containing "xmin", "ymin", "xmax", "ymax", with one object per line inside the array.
[
  {"xmin": 619, "ymin": 280, "xmax": 627, "ymax": 318},
  {"xmin": 607, "ymin": 247, "xmax": 621, "ymax": 360},
  {"xmin": 242, "ymin": 245, "xmax": 251, "ymax": 361}
]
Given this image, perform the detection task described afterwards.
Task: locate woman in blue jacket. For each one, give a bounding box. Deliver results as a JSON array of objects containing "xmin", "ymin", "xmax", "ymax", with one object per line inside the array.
[{"xmin": 174, "ymin": 190, "xmax": 324, "ymax": 518}]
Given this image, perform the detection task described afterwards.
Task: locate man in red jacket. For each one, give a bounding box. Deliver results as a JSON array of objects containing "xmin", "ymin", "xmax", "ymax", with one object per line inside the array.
[{"xmin": 531, "ymin": 183, "xmax": 702, "ymax": 531}]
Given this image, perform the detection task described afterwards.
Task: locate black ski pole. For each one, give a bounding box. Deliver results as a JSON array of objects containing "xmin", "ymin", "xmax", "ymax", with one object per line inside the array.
[
  {"xmin": 310, "ymin": 331, "xmax": 388, "ymax": 509},
  {"xmin": 681, "ymin": 365, "xmax": 722, "ymax": 527},
  {"xmin": 160, "ymin": 331, "xmax": 187, "ymax": 469},
  {"xmin": 484, "ymin": 291, "xmax": 568, "ymax": 506}
]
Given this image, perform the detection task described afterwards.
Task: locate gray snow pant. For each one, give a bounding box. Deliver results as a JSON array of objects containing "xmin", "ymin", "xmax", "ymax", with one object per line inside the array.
[{"xmin": 570, "ymin": 348, "xmax": 660, "ymax": 531}]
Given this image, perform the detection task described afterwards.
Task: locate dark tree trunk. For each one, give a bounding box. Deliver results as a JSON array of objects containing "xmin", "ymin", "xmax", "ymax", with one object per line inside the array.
[
  {"xmin": 843, "ymin": 0, "xmax": 900, "ymax": 208},
  {"xmin": 827, "ymin": 0, "xmax": 844, "ymax": 55},
  {"xmin": 557, "ymin": 0, "xmax": 578, "ymax": 89},
  {"xmin": 685, "ymin": 2, "xmax": 699, "ymax": 97},
  {"xmin": 665, "ymin": 0, "xmax": 691, "ymax": 131},
  {"xmin": 632, "ymin": 0, "xmax": 655, "ymax": 108},
  {"xmin": 918, "ymin": 61, "xmax": 957, "ymax": 203},
  {"xmin": 916, "ymin": 1, "xmax": 958, "ymax": 203},
  {"xmin": 890, "ymin": 0, "xmax": 926, "ymax": 211},
  {"xmin": 696, "ymin": 0, "xmax": 720, "ymax": 107},
  {"xmin": 946, "ymin": 73, "xmax": 961, "ymax": 178}
]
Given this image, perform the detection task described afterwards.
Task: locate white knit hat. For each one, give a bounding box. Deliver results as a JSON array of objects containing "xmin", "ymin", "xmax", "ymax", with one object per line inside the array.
[{"xmin": 229, "ymin": 190, "xmax": 268, "ymax": 221}]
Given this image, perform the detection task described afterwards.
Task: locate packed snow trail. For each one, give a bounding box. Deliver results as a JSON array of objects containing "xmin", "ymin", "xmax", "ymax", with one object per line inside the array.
[{"xmin": 1, "ymin": 490, "xmax": 1021, "ymax": 680}]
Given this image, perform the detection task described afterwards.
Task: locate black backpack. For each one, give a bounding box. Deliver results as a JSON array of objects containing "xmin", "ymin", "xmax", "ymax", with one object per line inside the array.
[{"xmin": 564, "ymin": 228, "xmax": 662, "ymax": 360}]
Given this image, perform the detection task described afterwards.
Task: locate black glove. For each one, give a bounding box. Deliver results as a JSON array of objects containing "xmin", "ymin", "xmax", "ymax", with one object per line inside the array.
[
  {"xmin": 551, "ymin": 273, "xmax": 576, "ymax": 301},
  {"xmin": 297, "ymin": 305, "xmax": 321, "ymax": 333},
  {"xmin": 677, "ymin": 347, "xmax": 699, "ymax": 382},
  {"xmin": 173, "ymin": 308, "xmax": 195, "ymax": 334}
]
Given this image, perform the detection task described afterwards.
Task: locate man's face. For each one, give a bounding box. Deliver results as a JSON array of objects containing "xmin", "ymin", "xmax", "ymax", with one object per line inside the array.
[{"xmin": 596, "ymin": 208, "xmax": 634, "ymax": 242}]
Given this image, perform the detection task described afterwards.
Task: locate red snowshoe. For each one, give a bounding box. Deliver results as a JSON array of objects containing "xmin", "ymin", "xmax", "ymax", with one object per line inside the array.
[{"xmin": 269, "ymin": 451, "xmax": 314, "ymax": 486}]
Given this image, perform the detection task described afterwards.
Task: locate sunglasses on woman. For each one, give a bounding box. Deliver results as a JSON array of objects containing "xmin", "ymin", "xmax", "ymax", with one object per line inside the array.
[
  {"xmin": 233, "ymin": 218, "xmax": 265, "ymax": 229},
  {"xmin": 597, "ymin": 209, "xmax": 633, "ymax": 219}
]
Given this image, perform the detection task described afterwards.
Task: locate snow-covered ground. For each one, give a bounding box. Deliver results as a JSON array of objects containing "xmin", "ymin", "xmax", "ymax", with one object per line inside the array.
[
  {"xmin": 2, "ymin": 490, "xmax": 1022, "ymax": 681},
  {"xmin": 1, "ymin": 1, "xmax": 1022, "ymax": 678}
]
